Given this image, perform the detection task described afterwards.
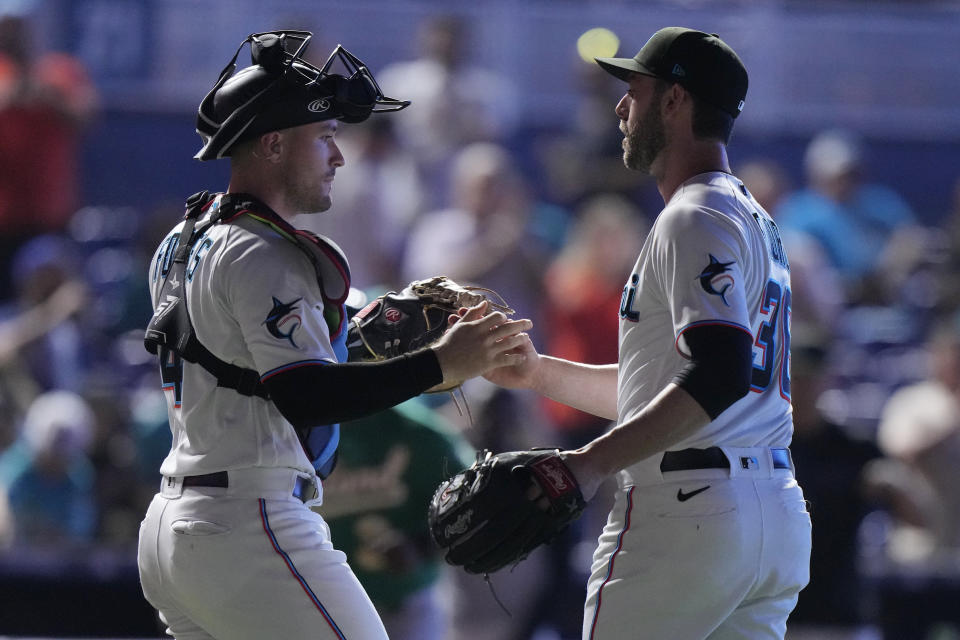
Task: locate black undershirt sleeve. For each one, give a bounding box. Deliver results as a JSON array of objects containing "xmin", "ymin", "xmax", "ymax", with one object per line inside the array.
[
  {"xmin": 671, "ymin": 324, "xmax": 753, "ymax": 420},
  {"xmin": 263, "ymin": 348, "xmax": 444, "ymax": 428}
]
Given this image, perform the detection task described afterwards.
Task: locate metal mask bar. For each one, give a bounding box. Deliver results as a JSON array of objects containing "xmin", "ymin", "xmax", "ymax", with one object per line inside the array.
[{"xmin": 320, "ymin": 44, "xmax": 410, "ymax": 113}]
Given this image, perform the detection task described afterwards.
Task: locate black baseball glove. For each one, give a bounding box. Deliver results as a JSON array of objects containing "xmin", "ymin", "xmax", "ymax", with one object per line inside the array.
[
  {"xmin": 427, "ymin": 449, "xmax": 586, "ymax": 575},
  {"xmin": 346, "ymin": 276, "xmax": 513, "ymax": 391}
]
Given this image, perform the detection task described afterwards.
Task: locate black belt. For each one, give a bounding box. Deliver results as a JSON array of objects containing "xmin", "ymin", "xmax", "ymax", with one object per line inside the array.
[
  {"xmin": 182, "ymin": 471, "xmax": 229, "ymax": 488},
  {"xmin": 177, "ymin": 471, "xmax": 316, "ymax": 502},
  {"xmin": 660, "ymin": 447, "xmax": 792, "ymax": 472}
]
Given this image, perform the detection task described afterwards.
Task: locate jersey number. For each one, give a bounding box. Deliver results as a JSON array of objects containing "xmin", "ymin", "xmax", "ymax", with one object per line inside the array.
[{"xmin": 751, "ymin": 279, "xmax": 791, "ymax": 399}]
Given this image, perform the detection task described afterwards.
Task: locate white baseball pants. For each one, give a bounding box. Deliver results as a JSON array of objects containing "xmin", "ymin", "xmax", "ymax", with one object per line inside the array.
[
  {"xmin": 583, "ymin": 447, "xmax": 812, "ymax": 640},
  {"xmin": 138, "ymin": 469, "xmax": 387, "ymax": 639}
]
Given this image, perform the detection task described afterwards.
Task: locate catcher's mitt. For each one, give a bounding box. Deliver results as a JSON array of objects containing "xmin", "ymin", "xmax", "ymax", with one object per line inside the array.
[
  {"xmin": 428, "ymin": 449, "xmax": 586, "ymax": 575},
  {"xmin": 347, "ymin": 276, "xmax": 513, "ymax": 390}
]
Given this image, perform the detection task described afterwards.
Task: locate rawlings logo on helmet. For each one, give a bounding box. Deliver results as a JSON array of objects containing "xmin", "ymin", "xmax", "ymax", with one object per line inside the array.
[
  {"xmin": 307, "ymin": 99, "xmax": 330, "ymax": 113},
  {"xmin": 194, "ymin": 30, "xmax": 410, "ymax": 161}
]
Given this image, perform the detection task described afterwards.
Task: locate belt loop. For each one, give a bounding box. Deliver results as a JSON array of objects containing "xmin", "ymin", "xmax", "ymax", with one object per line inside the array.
[
  {"xmin": 770, "ymin": 447, "xmax": 793, "ymax": 472},
  {"xmin": 295, "ymin": 474, "xmax": 322, "ymax": 505},
  {"xmin": 161, "ymin": 476, "xmax": 185, "ymax": 499}
]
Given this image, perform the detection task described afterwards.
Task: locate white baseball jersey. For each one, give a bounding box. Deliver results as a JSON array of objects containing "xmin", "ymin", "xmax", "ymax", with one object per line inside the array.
[
  {"xmin": 148, "ymin": 194, "xmax": 347, "ymax": 478},
  {"xmin": 140, "ymin": 194, "xmax": 389, "ymax": 639},
  {"xmin": 584, "ymin": 172, "xmax": 810, "ymax": 640},
  {"xmin": 617, "ymin": 171, "xmax": 792, "ymax": 459}
]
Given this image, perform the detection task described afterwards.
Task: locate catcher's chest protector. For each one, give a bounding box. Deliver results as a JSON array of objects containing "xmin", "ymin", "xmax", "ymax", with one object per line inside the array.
[{"xmin": 144, "ymin": 191, "xmax": 351, "ymax": 397}]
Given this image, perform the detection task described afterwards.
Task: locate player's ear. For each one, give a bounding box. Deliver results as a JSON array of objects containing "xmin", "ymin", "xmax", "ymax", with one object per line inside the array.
[
  {"xmin": 661, "ymin": 82, "xmax": 691, "ymax": 126},
  {"xmin": 255, "ymin": 131, "xmax": 283, "ymax": 163},
  {"xmin": 662, "ymin": 82, "xmax": 686, "ymax": 114}
]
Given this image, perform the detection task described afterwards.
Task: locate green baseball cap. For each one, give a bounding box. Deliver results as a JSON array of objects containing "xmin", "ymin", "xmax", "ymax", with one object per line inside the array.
[{"xmin": 595, "ymin": 27, "xmax": 748, "ymax": 118}]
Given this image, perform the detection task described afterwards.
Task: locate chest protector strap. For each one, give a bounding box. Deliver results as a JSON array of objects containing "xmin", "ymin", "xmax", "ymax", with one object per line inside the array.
[
  {"xmin": 144, "ymin": 192, "xmax": 352, "ymax": 399},
  {"xmin": 144, "ymin": 191, "xmax": 270, "ymax": 398}
]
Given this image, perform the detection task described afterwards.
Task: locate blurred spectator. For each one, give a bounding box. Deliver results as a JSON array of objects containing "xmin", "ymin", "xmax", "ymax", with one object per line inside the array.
[
  {"xmin": 775, "ymin": 129, "xmax": 917, "ymax": 301},
  {"xmin": 0, "ymin": 390, "xmax": 97, "ymax": 546},
  {"xmin": 866, "ymin": 316, "xmax": 960, "ymax": 565},
  {"xmin": 0, "ymin": 483, "xmax": 11, "ymax": 548},
  {"xmin": 440, "ymin": 380, "xmax": 558, "ymax": 640},
  {"xmin": 540, "ymin": 193, "xmax": 647, "ymax": 445},
  {"xmin": 129, "ymin": 384, "xmax": 173, "ymax": 496},
  {"xmin": 874, "ymin": 223, "xmax": 951, "ymax": 318},
  {"xmin": 523, "ymin": 194, "xmax": 649, "ymax": 640},
  {"xmin": 402, "ymin": 149, "xmax": 564, "ymax": 634},
  {"xmin": 0, "ymin": 234, "xmax": 88, "ymax": 417},
  {"xmin": 67, "ymin": 204, "xmax": 147, "ymax": 335},
  {"xmin": 742, "ymin": 157, "xmax": 846, "ymax": 338},
  {"xmin": 737, "ymin": 158, "xmax": 791, "ymax": 213},
  {"xmin": 402, "ymin": 142, "xmax": 557, "ymax": 333},
  {"xmin": 84, "ymin": 384, "xmax": 142, "ymax": 546},
  {"xmin": 319, "ymin": 400, "xmax": 474, "ymax": 640},
  {"xmin": 787, "ymin": 336, "xmax": 881, "ymax": 635},
  {"xmin": 533, "ymin": 63, "xmax": 639, "ymax": 209},
  {"xmin": 0, "ymin": 14, "xmax": 98, "ymax": 300},
  {"xmin": 0, "ymin": 396, "xmax": 15, "ymax": 453},
  {"xmin": 431, "ymin": 385, "xmax": 558, "ymax": 640},
  {"xmin": 298, "ymin": 118, "xmax": 426, "ymax": 289},
  {"xmin": 378, "ymin": 14, "xmax": 519, "ymax": 206},
  {"xmin": 941, "ymin": 175, "xmax": 960, "ymax": 258},
  {"xmin": 934, "ymin": 176, "xmax": 960, "ymax": 312}
]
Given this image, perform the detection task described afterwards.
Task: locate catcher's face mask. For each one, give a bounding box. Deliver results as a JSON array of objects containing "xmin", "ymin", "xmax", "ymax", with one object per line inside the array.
[{"xmin": 195, "ymin": 30, "xmax": 409, "ymax": 161}]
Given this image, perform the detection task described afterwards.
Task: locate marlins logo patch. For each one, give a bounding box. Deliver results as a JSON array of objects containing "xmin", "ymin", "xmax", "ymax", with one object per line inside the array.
[
  {"xmin": 697, "ymin": 254, "xmax": 735, "ymax": 306},
  {"xmin": 263, "ymin": 296, "xmax": 303, "ymax": 347}
]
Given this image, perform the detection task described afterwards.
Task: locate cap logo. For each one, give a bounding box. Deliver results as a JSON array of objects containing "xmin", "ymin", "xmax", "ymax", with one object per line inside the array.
[
  {"xmin": 737, "ymin": 99, "xmax": 745, "ymax": 112},
  {"xmin": 671, "ymin": 63, "xmax": 686, "ymax": 77},
  {"xmin": 307, "ymin": 99, "xmax": 330, "ymax": 113}
]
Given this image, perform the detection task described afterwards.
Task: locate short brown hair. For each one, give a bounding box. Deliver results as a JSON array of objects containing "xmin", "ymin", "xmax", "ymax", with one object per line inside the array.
[
  {"xmin": 654, "ymin": 79, "xmax": 735, "ymax": 145},
  {"xmin": 690, "ymin": 92, "xmax": 735, "ymax": 144}
]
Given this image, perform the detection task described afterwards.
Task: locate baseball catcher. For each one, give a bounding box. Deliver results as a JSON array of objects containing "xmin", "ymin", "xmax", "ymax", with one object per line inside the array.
[
  {"xmin": 347, "ymin": 276, "xmax": 513, "ymax": 391},
  {"xmin": 427, "ymin": 449, "xmax": 586, "ymax": 574},
  {"xmin": 137, "ymin": 27, "xmax": 536, "ymax": 640}
]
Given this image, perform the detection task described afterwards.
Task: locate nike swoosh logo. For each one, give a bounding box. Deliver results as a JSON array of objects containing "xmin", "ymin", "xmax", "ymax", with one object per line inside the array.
[{"xmin": 676, "ymin": 485, "xmax": 711, "ymax": 502}]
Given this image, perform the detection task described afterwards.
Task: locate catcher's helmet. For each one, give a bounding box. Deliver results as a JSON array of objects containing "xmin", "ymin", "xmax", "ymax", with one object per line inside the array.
[{"xmin": 195, "ymin": 30, "xmax": 409, "ymax": 161}]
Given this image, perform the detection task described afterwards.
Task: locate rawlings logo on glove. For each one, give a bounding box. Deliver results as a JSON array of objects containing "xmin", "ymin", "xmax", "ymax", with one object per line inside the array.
[
  {"xmin": 347, "ymin": 276, "xmax": 513, "ymax": 392},
  {"xmin": 443, "ymin": 509, "xmax": 475, "ymax": 537},
  {"xmin": 427, "ymin": 449, "xmax": 586, "ymax": 575}
]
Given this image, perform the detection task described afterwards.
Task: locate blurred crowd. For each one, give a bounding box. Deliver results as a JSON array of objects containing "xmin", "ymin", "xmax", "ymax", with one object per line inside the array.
[{"xmin": 2, "ymin": 12, "xmax": 960, "ymax": 640}]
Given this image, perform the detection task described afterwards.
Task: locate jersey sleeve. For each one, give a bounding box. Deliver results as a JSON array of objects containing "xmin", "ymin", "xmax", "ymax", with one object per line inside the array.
[
  {"xmin": 220, "ymin": 235, "xmax": 337, "ymax": 374},
  {"xmin": 650, "ymin": 204, "xmax": 753, "ymax": 357}
]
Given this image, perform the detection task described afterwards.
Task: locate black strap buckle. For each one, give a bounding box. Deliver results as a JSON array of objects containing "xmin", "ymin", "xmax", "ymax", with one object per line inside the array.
[{"xmin": 215, "ymin": 364, "xmax": 268, "ymax": 398}]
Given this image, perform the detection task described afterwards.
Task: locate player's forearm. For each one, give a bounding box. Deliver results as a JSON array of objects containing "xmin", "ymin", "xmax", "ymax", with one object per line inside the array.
[
  {"xmin": 531, "ymin": 355, "xmax": 619, "ymax": 420},
  {"xmin": 567, "ymin": 382, "xmax": 710, "ymax": 480},
  {"xmin": 264, "ymin": 350, "xmax": 443, "ymax": 427}
]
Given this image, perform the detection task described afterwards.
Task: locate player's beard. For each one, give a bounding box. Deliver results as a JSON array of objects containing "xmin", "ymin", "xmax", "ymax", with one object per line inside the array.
[
  {"xmin": 283, "ymin": 171, "xmax": 333, "ymax": 214},
  {"xmin": 622, "ymin": 98, "xmax": 666, "ymax": 174}
]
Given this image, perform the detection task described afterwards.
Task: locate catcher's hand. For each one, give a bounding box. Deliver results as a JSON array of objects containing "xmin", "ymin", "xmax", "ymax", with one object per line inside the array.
[
  {"xmin": 347, "ymin": 276, "xmax": 516, "ymax": 391},
  {"xmin": 427, "ymin": 449, "xmax": 586, "ymax": 575}
]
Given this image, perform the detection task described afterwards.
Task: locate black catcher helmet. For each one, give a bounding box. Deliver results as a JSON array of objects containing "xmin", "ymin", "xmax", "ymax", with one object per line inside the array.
[{"xmin": 195, "ymin": 30, "xmax": 409, "ymax": 161}]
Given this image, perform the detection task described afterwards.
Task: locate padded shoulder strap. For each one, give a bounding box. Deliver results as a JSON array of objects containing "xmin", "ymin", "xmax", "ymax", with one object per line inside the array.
[
  {"xmin": 215, "ymin": 193, "xmax": 351, "ymax": 337},
  {"xmin": 144, "ymin": 191, "xmax": 269, "ymax": 399}
]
